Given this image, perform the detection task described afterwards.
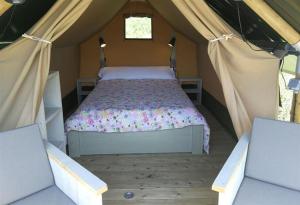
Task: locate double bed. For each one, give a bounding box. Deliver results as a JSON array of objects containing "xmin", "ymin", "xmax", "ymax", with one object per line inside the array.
[{"xmin": 65, "ymin": 67, "xmax": 210, "ymax": 157}]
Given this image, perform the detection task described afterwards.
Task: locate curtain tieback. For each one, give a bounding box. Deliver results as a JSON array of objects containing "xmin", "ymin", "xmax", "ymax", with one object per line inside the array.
[
  {"xmin": 22, "ymin": 33, "xmax": 52, "ymax": 44},
  {"xmin": 209, "ymin": 34, "xmax": 233, "ymax": 42}
]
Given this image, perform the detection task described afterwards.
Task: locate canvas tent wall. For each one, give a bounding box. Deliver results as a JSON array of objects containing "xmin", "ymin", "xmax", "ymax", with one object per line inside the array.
[
  {"xmin": 1, "ymin": 0, "xmax": 297, "ymax": 138},
  {"xmin": 0, "ymin": 0, "xmax": 92, "ymax": 130}
]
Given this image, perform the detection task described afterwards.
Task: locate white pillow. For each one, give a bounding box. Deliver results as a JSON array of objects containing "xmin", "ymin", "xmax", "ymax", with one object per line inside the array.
[{"xmin": 99, "ymin": 66, "xmax": 176, "ymax": 80}]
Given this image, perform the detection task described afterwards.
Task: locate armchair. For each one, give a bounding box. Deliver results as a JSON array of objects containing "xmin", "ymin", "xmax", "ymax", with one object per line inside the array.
[
  {"xmin": 212, "ymin": 117, "xmax": 300, "ymax": 205},
  {"xmin": 0, "ymin": 124, "xmax": 107, "ymax": 205}
]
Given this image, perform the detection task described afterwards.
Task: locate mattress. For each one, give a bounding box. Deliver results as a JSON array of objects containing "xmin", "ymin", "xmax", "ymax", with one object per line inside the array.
[{"xmin": 65, "ymin": 79, "xmax": 210, "ymax": 152}]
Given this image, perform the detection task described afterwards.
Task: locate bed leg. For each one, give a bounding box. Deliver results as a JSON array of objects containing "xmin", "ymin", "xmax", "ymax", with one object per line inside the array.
[
  {"xmin": 192, "ymin": 125, "xmax": 203, "ymax": 154},
  {"xmin": 68, "ymin": 132, "xmax": 81, "ymax": 158}
]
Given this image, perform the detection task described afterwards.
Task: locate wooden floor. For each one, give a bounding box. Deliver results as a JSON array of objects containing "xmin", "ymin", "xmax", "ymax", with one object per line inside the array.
[{"xmin": 76, "ymin": 107, "xmax": 236, "ymax": 205}]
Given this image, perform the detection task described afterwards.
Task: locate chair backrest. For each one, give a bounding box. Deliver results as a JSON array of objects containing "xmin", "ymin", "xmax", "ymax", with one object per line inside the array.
[
  {"xmin": 0, "ymin": 124, "xmax": 54, "ymax": 204},
  {"xmin": 245, "ymin": 118, "xmax": 300, "ymax": 191}
]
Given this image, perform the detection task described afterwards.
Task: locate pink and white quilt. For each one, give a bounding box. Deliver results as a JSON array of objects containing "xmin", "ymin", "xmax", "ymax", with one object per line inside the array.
[{"xmin": 65, "ymin": 79, "xmax": 210, "ymax": 153}]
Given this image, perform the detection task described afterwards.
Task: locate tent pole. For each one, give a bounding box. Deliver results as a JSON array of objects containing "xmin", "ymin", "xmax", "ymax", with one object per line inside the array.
[
  {"xmin": 291, "ymin": 42, "xmax": 300, "ymax": 122},
  {"xmin": 243, "ymin": 0, "xmax": 300, "ymax": 45}
]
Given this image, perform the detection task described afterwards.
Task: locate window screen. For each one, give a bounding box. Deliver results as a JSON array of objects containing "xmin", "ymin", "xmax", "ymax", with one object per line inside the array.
[{"xmin": 125, "ymin": 16, "xmax": 152, "ymax": 39}]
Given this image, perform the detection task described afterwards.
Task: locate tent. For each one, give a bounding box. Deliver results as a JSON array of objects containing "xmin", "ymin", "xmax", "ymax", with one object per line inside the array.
[{"xmin": 0, "ymin": 0, "xmax": 299, "ymax": 139}]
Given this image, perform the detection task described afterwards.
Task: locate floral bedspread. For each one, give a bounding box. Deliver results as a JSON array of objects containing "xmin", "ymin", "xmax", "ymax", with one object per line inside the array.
[{"xmin": 65, "ymin": 79, "xmax": 210, "ymax": 153}]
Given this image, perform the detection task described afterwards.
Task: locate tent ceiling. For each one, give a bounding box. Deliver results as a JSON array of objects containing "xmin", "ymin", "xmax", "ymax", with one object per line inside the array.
[
  {"xmin": 0, "ymin": 0, "xmax": 299, "ymax": 50},
  {"xmin": 54, "ymin": 0, "xmax": 127, "ymax": 47},
  {"xmin": 148, "ymin": 0, "xmax": 206, "ymax": 44},
  {"xmin": 55, "ymin": 0, "xmax": 206, "ymax": 46}
]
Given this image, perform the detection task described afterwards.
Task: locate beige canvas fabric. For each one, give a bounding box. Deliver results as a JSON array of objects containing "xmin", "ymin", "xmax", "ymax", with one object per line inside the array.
[
  {"xmin": 171, "ymin": 0, "xmax": 280, "ymax": 137},
  {"xmin": 0, "ymin": 0, "xmax": 92, "ymax": 131}
]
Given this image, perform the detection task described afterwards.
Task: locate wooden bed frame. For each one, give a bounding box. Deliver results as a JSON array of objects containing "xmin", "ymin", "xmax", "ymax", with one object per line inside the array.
[{"xmin": 67, "ymin": 125, "xmax": 204, "ymax": 157}]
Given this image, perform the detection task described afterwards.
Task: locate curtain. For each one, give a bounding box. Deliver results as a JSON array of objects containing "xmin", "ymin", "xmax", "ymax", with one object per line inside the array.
[
  {"xmin": 171, "ymin": 0, "xmax": 280, "ymax": 137},
  {"xmin": 0, "ymin": 0, "xmax": 92, "ymax": 131}
]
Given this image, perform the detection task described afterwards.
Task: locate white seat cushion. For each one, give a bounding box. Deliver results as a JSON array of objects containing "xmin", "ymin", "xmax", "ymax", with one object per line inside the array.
[
  {"xmin": 245, "ymin": 118, "xmax": 300, "ymax": 191},
  {"xmin": 10, "ymin": 185, "xmax": 75, "ymax": 205},
  {"xmin": 233, "ymin": 177, "xmax": 300, "ymax": 205},
  {"xmin": 0, "ymin": 125, "xmax": 54, "ymax": 204}
]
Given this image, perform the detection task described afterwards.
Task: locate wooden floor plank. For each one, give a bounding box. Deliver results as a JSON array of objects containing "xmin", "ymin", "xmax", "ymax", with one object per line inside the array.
[
  {"xmin": 103, "ymin": 198, "xmax": 217, "ymax": 205},
  {"xmin": 104, "ymin": 187, "xmax": 215, "ymax": 200},
  {"xmin": 75, "ymin": 107, "xmax": 236, "ymax": 205}
]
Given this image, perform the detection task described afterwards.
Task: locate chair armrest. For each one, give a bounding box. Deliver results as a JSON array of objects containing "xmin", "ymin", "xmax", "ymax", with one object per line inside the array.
[
  {"xmin": 212, "ymin": 133, "xmax": 249, "ymax": 205},
  {"xmin": 46, "ymin": 143, "xmax": 107, "ymax": 205}
]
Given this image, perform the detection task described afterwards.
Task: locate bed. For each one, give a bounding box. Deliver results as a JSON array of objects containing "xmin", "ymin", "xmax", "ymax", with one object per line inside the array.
[{"xmin": 65, "ymin": 67, "xmax": 210, "ymax": 157}]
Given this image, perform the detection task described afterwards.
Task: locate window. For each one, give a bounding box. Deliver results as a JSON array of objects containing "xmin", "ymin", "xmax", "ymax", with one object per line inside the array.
[
  {"xmin": 124, "ymin": 16, "xmax": 152, "ymax": 40},
  {"xmin": 281, "ymin": 54, "xmax": 297, "ymax": 75}
]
